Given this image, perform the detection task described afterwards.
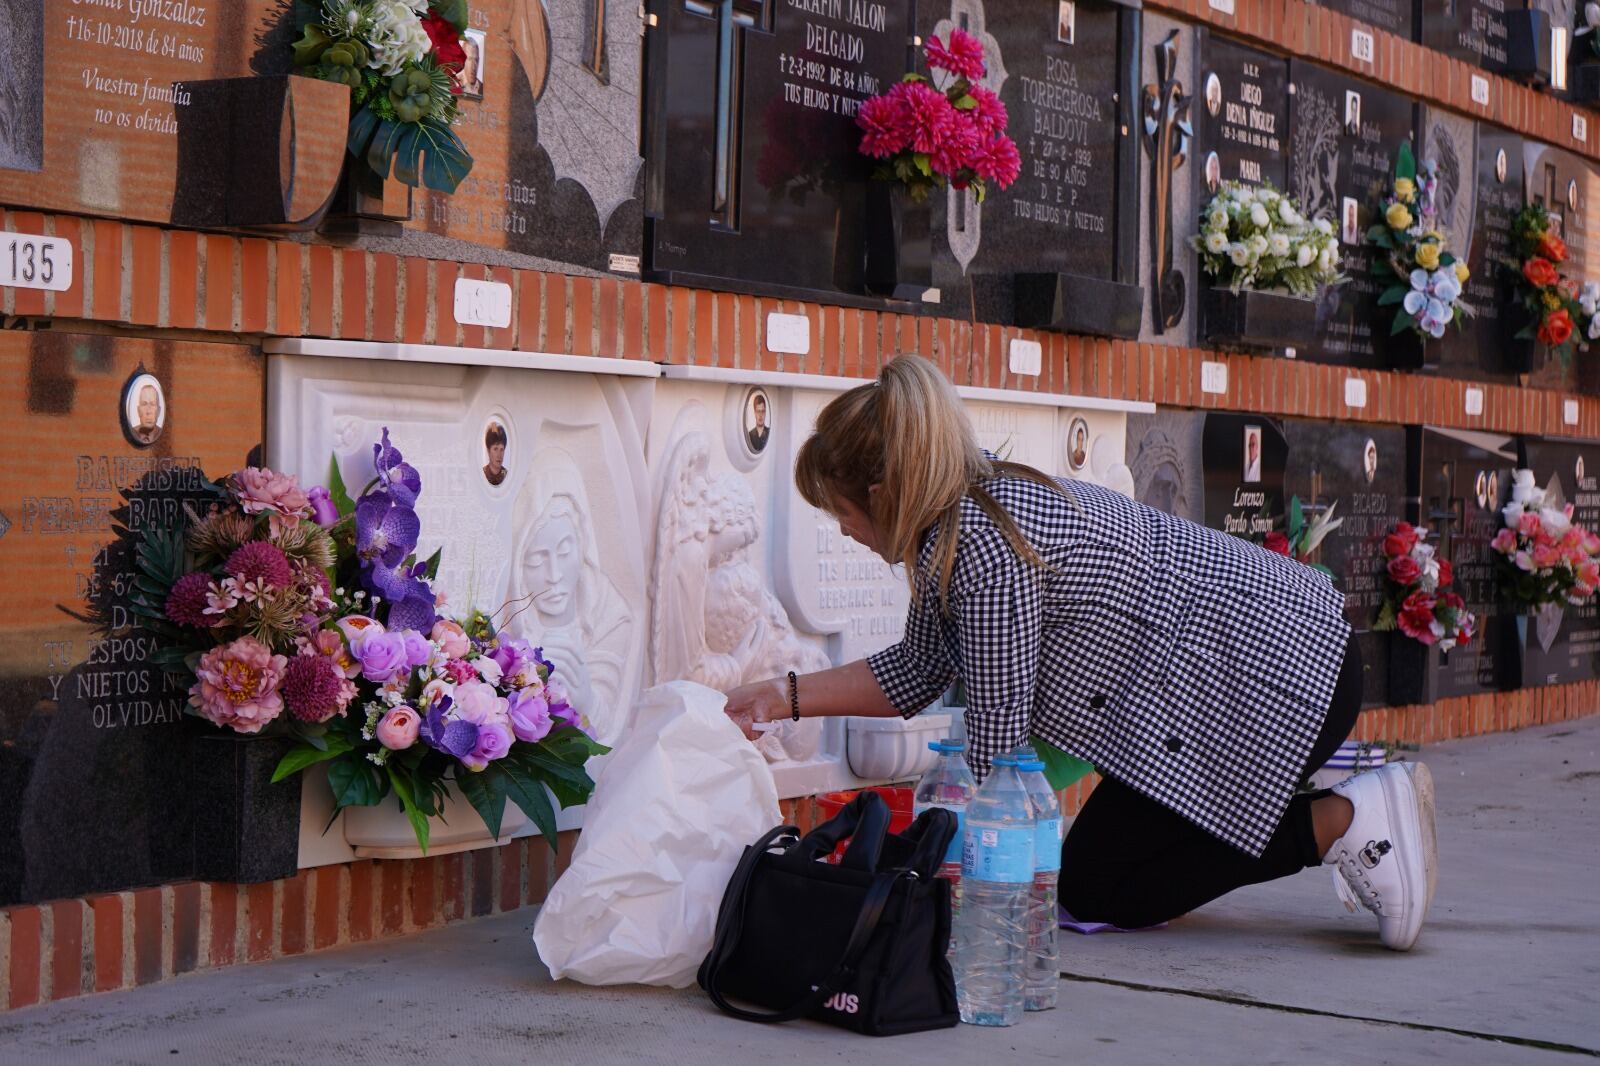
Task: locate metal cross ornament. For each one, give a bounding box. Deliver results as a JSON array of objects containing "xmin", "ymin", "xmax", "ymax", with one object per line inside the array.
[{"xmin": 1142, "ymin": 29, "xmax": 1192, "ymax": 335}]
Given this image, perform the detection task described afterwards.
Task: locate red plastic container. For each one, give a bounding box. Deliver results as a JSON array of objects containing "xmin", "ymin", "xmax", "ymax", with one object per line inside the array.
[{"xmin": 813, "ymin": 787, "xmax": 915, "ymax": 863}]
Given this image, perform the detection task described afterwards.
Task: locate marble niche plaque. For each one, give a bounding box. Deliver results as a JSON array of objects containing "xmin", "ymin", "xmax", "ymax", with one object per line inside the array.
[
  {"xmin": 921, "ymin": 0, "xmax": 1139, "ymax": 328},
  {"xmin": 1203, "ymin": 412, "xmax": 1288, "ymax": 543},
  {"xmin": 1196, "ymin": 35, "xmax": 1289, "ymax": 195},
  {"xmin": 1408, "ymin": 426, "xmax": 1516, "ymax": 701},
  {"xmin": 1432, "ymin": 120, "xmax": 1523, "ymax": 383},
  {"xmin": 1308, "ymin": 0, "xmax": 1417, "ymax": 40},
  {"xmin": 1514, "ymin": 437, "xmax": 1600, "ymax": 686},
  {"xmin": 1420, "ymin": 0, "xmax": 1513, "ymax": 70},
  {"xmin": 644, "ymin": 0, "xmax": 913, "ymax": 304},
  {"xmin": 1288, "ymin": 61, "xmax": 1417, "ymax": 368},
  {"xmin": 1284, "ymin": 420, "xmax": 1409, "ymax": 707},
  {"xmin": 0, "ymin": 334, "xmax": 264, "ymax": 907}
]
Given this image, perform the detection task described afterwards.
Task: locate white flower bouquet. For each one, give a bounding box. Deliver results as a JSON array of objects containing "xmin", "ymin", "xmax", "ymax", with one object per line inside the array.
[{"xmin": 1191, "ymin": 182, "xmax": 1343, "ymax": 296}]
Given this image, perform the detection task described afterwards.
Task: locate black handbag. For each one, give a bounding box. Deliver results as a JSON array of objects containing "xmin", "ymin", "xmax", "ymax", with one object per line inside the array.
[{"xmin": 697, "ymin": 791, "xmax": 960, "ymax": 1036}]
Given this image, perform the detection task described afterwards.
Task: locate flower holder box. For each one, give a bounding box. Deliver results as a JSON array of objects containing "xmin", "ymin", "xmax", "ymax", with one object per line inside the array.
[
  {"xmin": 170, "ymin": 76, "xmax": 350, "ymax": 231},
  {"xmin": 1509, "ymin": 606, "xmax": 1567, "ymax": 690},
  {"xmin": 190, "ymin": 731, "xmax": 301, "ymax": 884},
  {"xmin": 1386, "ymin": 634, "xmax": 1437, "ymax": 708},
  {"xmin": 862, "ymin": 183, "xmax": 934, "ymax": 302},
  {"xmin": 1571, "ymin": 62, "xmax": 1600, "ymax": 104},
  {"xmin": 321, "ymin": 164, "xmax": 417, "ymax": 239},
  {"xmin": 342, "ymin": 783, "xmax": 527, "ymax": 860},
  {"xmin": 1372, "ymin": 324, "xmax": 1433, "ymax": 372},
  {"xmin": 1200, "ymin": 288, "xmax": 1319, "ymax": 353},
  {"xmin": 1013, "ymin": 272, "xmax": 1144, "ymax": 339},
  {"xmin": 1503, "ymin": 10, "xmax": 1558, "ymax": 87}
]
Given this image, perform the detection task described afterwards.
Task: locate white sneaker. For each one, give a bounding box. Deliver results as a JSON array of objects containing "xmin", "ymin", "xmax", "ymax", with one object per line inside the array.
[{"xmin": 1324, "ymin": 762, "xmax": 1437, "ymax": 951}]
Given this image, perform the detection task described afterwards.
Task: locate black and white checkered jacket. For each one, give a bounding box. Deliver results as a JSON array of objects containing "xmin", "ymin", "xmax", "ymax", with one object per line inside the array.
[{"xmin": 867, "ymin": 473, "xmax": 1352, "ymax": 857}]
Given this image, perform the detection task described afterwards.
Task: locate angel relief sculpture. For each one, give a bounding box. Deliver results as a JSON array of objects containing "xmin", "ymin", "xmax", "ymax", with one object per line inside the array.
[{"xmin": 652, "ymin": 431, "xmax": 831, "ymax": 763}]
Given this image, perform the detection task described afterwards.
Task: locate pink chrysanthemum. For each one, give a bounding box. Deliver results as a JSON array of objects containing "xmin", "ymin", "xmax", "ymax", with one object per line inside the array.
[
  {"xmin": 971, "ymin": 134, "xmax": 1022, "ymax": 189},
  {"xmin": 925, "ymin": 29, "xmax": 987, "ymax": 81},
  {"xmin": 929, "ymin": 119, "xmax": 979, "ymax": 178},
  {"xmin": 966, "ymin": 85, "xmax": 1008, "ymax": 137},
  {"xmin": 280, "ymin": 652, "xmax": 355, "ymax": 724},
  {"xmin": 225, "ymin": 540, "xmax": 294, "ymax": 590},
  {"xmin": 889, "ymin": 81, "xmax": 960, "ymax": 156},
  {"xmin": 856, "ymin": 93, "xmax": 910, "ymax": 159},
  {"xmin": 166, "ymin": 571, "xmax": 220, "ymax": 628}
]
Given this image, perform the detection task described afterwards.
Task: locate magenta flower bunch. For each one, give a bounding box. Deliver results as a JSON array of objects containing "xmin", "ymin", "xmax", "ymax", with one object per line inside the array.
[{"xmin": 855, "ymin": 28, "xmax": 1021, "ymax": 203}]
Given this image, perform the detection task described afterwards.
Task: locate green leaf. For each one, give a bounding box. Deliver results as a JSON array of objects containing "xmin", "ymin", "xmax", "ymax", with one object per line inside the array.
[
  {"xmin": 541, "ymin": 727, "xmax": 611, "ymax": 761},
  {"xmin": 1377, "ymin": 286, "xmax": 1406, "ymax": 307},
  {"xmin": 497, "ymin": 759, "xmax": 561, "ymax": 847},
  {"xmin": 347, "ymin": 105, "xmax": 382, "ymax": 160},
  {"xmin": 1367, "ymin": 227, "xmax": 1394, "ymax": 250},
  {"xmin": 514, "ymin": 749, "xmax": 595, "ymax": 809},
  {"xmin": 455, "ymin": 766, "xmax": 508, "ymax": 840},
  {"xmin": 422, "ymin": 547, "xmax": 442, "ymax": 582},
  {"xmin": 1391, "ymin": 308, "xmax": 1416, "ymax": 336},
  {"xmin": 953, "ymin": 94, "xmax": 978, "ymax": 110},
  {"xmin": 1289, "ymin": 496, "xmax": 1305, "ymax": 540},
  {"xmin": 1373, "ymin": 600, "xmax": 1397, "ymax": 632},
  {"xmin": 326, "ymin": 454, "xmax": 356, "ymax": 517},
  {"xmin": 327, "ymin": 757, "xmax": 386, "ymax": 809},
  {"xmin": 913, "ymin": 153, "xmax": 933, "ymax": 178},
  {"xmin": 433, "ymin": 0, "xmax": 469, "ymax": 30},
  {"xmin": 387, "ymin": 765, "xmax": 431, "ymax": 853},
  {"xmin": 271, "ymin": 736, "xmax": 354, "ymax": 783},
  {"xmin": 1395, "ymin": 140, "xmax": 1417, "ymax": 182}
]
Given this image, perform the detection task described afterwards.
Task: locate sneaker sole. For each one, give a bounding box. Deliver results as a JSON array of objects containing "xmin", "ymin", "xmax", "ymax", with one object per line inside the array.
[
  {"xmin": 1379, "ymin": 763, "xmax": 1434, "ymax": 951},
  {"xmin": 1405, "ymin": 761, "xmax": 1439, "ymax": 918}
]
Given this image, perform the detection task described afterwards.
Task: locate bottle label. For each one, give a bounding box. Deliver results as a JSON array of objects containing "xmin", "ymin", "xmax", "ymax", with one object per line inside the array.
[
  {"xmin": 913, "ymin": 803, "xmax": 966, "ymax": 865},
  {"xmin": 962, "ymin": 825, "xmax": 1034, "ymax": 884},
  {"xmin": 1033, "ymin": 817, "xmax": 1062, "ymax": 873}
]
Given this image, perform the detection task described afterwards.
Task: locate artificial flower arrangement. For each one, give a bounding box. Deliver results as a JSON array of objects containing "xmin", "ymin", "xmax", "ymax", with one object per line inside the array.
[
  {"xmin": 1578, "ymin": 3, "xmax": 1600, "ymax": 59},
  {"xmin": 1368, "ymin": 142, "xmax": 1472, "ymax": 341},
  {"xmin": 1263, "ymin": 496, "xmax": 1343, "ymax": 582},
  {"xmin": 291, "ymin": 0, "xmax": 475, "ymax": 193},
  {"xmin": 1372, "ymin": 522, "xmax": 1476, "ymax": 653},
  {"xmin": 1191, "ymin": 183, "xmax": 1343, "ymax": 295},
  {"xmin": 1510, "ymin": 203, "xmax": 1592, "ymax": 361},
  {"xmin": 855, "ymin": 29, "xmax": 1021, "ymax": 203},
  {"xmin": 130, "ymin": 430, "xmax": 603, "ymax": 852},
  {"xmin": 1491, "ymin": 470, "xmax": 1600, "ymax": 611}
]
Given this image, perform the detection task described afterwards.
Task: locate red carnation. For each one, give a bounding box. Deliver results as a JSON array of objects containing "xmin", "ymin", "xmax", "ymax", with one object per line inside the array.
[
  {"xmin": 1388, "ymin": 554, "xmax": 1422, "ymax": 587},
  {"xmin": 1397, "ymin": 591, "xmax": 1438, "ymax": 644},
  {"xmin": 1437, "ymin": 558, "xmax": 1454, "ymax": 589},
  {"xmin": 1538, "ymin": 308, "xmax": 1574, "ymax": 347},
  {"xmin": 1524, "ymin": 256, "xmax": 1560, "ymax": 289},
  {"xmin": 1263, "ymin": 531, "xmax": 1291, "ymax": 556},
  {"xmin": 422, "ymin": 12, "xmax": 467, "ymax": 74}
]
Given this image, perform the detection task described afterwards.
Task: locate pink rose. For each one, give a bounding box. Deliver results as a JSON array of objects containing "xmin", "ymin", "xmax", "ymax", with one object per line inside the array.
[
  {"xmin": 376, "ymin": 706, "xmax": 421, "ymax": 750},
  {"xmin": 1533, "ymin": 545, "xmax": 1561, "ymax": 570},
  {"xmin": 461, "ymin": 721, "xmax": 514, "ymax": 771},
  {"xmin": 452, "ymin": 679, "xmax": 509, "ymax": 726},
  {"xmin": 507, "ymin": 689, "xmax": 553, "ymax": 744},
  {"xmin": 190, "ymin": 636, "xmax": 288, "ymax": 734},
  {"xmin": 1515, "ymin": 550, "xmax": 1535, "ymax": 572},
  {"xmin": 232, "ymin": 466, "xmax": 311, "ymax": 536},
  {"xmin": 1519, "ymin": 512, "xmax": 1543, "ymax": 537},
  {"xmin": 1491, "ymin": 528, "xmax": 1518, "ymax": 555},
  {"xmin": 431, "ymin": 620, "xmax": 471, "ymax": 659}
]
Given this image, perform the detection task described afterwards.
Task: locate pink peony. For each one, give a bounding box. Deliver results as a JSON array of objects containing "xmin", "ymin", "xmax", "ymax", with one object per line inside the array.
[
  {"xmin": 306, "ymin": 627, "xmax": 360, "ymax": 679},
  {"xmin": 453, "ymin": 679, "xmax": 510, "ymax": 726},
  {"xmin": 925, "ymin": 28, "xmax": 986, "ymax": 81},
  {"xmin": 375, "ymin": 705, "xmax": 421, "ymax": 750},
  {"xmin": 1533, "ymin": 544, "xmax": 1561, "ymax": 570},
  {"xmin": 166, "ymin": 572, "xmax": 219, "ymax": 628},
  {"xmin": 225, "ymin": 540, "xmax": 294, "ymax": 590},
  {"xmin": 280, "ymin": 652, "xmax": 355, "ymax": 723},
  {"xmin": 431, "ymin": 620, "xmax": 472, "ymax": 659},
  {"xmin": 971, "ymin": 135, "xmax": 1021, "ymax": 188},
  {"xmin": 190, "ymin": 637, "xmax": 288, "ymax": 733},
  {"xmin": 461, "ymin": 720, "xmax": 514, "ymax": 771},
  {"xmin": 966, "ymin": 85, "xmax": 1008, "ymax": 137},
  {"xmin": 507, "ymin": 688, "xmax": 553, "ymax": 744},
  {"xmin": 232, "ymin": 467, "xmax": 311, "ymax": 536}
]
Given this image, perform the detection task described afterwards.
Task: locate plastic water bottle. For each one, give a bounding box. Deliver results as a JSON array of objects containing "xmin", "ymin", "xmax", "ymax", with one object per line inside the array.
[
  {"xmin": 953, "ymin": 753, "xmax": 1034, "ymax": 1026},
  {"xmin": 1012, "ymin": 748, "xmax": 1062, "ymax": 1011},
  {"xmin": 913, "ymin": 739, "xmax": 978, "ymax": 922}
]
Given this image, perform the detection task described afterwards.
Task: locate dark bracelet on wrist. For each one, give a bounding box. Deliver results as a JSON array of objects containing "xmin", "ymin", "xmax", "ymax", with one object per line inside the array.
[{"xmin": 787, "ymin": 671, "xmax": 800, "ymax": 722}]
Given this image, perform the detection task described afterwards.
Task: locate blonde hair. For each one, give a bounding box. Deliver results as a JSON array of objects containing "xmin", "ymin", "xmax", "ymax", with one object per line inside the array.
[{"xmin": 795, "ymin": 354, "xmax": 1068, "ymax": 607}]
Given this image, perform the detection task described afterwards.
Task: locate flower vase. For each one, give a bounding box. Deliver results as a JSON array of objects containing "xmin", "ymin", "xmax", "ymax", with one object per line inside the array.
[
  {"xmin": 1375, "ymin": 326, "xmax": 1429, "ymax": 371},
  {"xmin": 342, "ymin": 779, "xmax": 528, "ymax": 860},
  {"xmin": 863, "ymin": 183, "xmax": 933, "ymax": 301},
  {"xmin": 1201, "ymin": 288, "xmax": 1319, "ymax": 352},
  {"xmin": 1512, "ymin": 604, "xmax": 1566, "ymax": 689},
  {"xmin": 1572, "ymin": 62, "xmax": 1600, "ymax": 105},
  {"xmin": 1386, "ymin": 632, "xmax": 1435, "ymax": 708},
  {"xmin": 321, "ymin": 161, "xmax": 415, "ymax": 238},
  {"xmin": 1506, "ymin": 308, "xmax": 1545, "ymax": 375},
  {"xmin": 190, "ymin": 731, "xmax": 302, "ymax": 884}
]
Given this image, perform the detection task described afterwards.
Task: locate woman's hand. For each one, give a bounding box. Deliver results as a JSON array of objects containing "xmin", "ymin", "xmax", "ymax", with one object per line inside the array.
[{"xmin": 722, "ymin": 677, "xmax": 788, "ymax": 741}]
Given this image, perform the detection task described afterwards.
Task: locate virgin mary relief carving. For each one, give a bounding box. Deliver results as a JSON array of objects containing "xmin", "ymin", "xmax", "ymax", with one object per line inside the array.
[{"xmin": 651, "ymin": 429, "xmax": 830, "ymax": 763}]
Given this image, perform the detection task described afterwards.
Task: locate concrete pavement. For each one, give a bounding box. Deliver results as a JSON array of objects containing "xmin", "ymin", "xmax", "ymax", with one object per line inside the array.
[{"xmin": 2, "ymin": 719, "xmax": 1596, "ymax": 1065}]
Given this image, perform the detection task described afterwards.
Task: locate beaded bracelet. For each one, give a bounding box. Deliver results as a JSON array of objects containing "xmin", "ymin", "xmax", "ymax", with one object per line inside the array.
[{"xmin": 787, "ymin": 670, "xmax": 800, "ymax": 722}]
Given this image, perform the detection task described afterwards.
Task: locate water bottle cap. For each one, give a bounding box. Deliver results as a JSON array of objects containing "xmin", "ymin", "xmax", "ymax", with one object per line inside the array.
[
  {"xmin": 1017, "ymin": 758, "xmax": 1046, "ymax": 772},
  {"xmin": 927, "ymin": 738, "xmax": 965, "ymax": 753},
  {"xmin": 992, "ymin": 753, "xmax": 1018, "ymax": 767}
]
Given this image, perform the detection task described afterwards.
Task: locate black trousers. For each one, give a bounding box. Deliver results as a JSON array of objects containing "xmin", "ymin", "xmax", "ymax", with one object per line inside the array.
[{"xmin": 1058, "ymin": 638, "xmax": 1363, "ymax": 930}]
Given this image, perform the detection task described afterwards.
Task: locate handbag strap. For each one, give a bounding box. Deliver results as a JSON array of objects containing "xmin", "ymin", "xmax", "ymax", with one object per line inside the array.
[{"xmin": 701, "ymin": 837, "xmax": 905, "ymax": 1024}]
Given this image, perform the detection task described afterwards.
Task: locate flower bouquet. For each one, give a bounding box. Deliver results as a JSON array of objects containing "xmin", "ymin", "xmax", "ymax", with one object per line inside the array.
[
  {"xmin": 1194, "ymin": 183, "xmax": 1343, "ymax": 351},
  {"xmin": 1509, "ymin": 203, "xmax": 1589, "ymax": 367},
  {"xmin": 1263, "ymin": 495, "xmax": 1343, "ymax": 582},
  {"xmin": 291, "ymin": 0, "xmax": 475, "ymax": 193},
  {"xmin": 1368, "ymin": 142, "xmax": 1471, "ymax": 356},
  {"xmin": 854, "ymin": 29, "xmax": 1021, "ymax": 204},
  {"xmin": 1373, "ymin": 522, "xmax": 1476, "ymax": 653},
  {"xmin": 1491, "ymin": 470, "xmax": 1600, "ymax": 610}
]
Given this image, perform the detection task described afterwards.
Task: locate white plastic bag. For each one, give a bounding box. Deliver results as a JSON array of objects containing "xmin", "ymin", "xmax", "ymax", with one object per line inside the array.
[{"xmin": 532, "ymin": 680, "xmax": 781, "ymax": 987}]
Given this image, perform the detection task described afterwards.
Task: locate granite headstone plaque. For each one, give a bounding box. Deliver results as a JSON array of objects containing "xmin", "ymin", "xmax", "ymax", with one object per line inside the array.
[
  {"xmin": 1289, "ymin": 61, "xmax": 1417, "ymax": 367},
  {"xmin": 1420, "ymin": 0, "xmax": 1513, "ymax": 70},
  {"xmin": 1514, "ymin": 437, "xmax": 1600, "ymax": 685},
  {"xmin": 0, "ymin": 334, "xmax": 264, "ymax": 907},
  {"xmin": 1524, "ymin": 142, "xmax": 1600, "ymax": 394},
  {"xmin": 1203, "ymin": 412, "xmax": 1288, "ymax": 544},
  {"xmin": 1197, "ymin": 36, "xmax": 1289, "ymax": 196},
  {"xmin": 645, "ymin": 0, "xmax": 912, "ymax": 303},
  {"xmin": 1125, "ymin": 409, "xmax": 1206, "ymax": 524},
  {"xmin": 1408, "ymin": 426, "xmax": 1517, "ymax": 701},
  {"xmin": 1285, "ymin": 420, "xmax": 1409, "ymax": 707},
  {"xmin": 1309, "ymin": 0, "xmax": 1417, "ymax": 40}
]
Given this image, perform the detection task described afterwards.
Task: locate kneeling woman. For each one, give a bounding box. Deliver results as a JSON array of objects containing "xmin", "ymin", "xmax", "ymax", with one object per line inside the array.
[{"xmin": 722, "ymin": 355, "xmax": 1437, "ymax": 950}]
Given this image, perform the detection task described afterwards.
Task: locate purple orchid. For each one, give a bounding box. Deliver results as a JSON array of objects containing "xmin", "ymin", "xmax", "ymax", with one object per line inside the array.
[
  {"xmin": 373, "ymin": 428, "xmax": 422, "ymax": 507},
  {"xmin": 421, "ymin": 696, "xmax": 480, "ymax": 759}
]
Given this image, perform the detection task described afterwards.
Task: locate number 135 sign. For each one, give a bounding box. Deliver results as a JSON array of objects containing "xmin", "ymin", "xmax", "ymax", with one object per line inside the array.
[{"xmin": 2, "ymin": 233, "xmax": 73, "ymax": 292}]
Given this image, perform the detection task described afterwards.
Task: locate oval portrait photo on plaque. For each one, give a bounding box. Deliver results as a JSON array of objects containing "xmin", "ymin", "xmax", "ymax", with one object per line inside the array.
[
  {"xmin": 121, "ymin": 371, "xmax": 166, "ymax": 448},
  {"xmin": 1067, "ymin": 416, "xmax": 1090, "ymax": 472},
  {"xmin": 482, "ymin": 415, "xmax": 511, "ymax": 490},
  {"xmin": 744, "ymin": 387, "xmax": 772, "ymax": 456},
  {"xmin": 1363, "ymin": 438, "xmax": 1378, "ymax": 485}
]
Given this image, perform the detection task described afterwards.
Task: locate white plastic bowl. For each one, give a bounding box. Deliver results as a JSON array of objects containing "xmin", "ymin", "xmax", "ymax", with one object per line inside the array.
[{"xmin": 845, "ymin": 712, "xmax": 954, "ymax": 782}]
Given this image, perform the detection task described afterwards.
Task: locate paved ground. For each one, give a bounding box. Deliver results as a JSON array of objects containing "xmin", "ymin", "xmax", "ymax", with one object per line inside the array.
[{"xmin": 2, "ymin": 719, "xmax": 1596, "ymax": 1065}]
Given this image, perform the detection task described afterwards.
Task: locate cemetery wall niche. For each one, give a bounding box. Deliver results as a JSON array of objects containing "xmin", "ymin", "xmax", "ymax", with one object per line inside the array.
[
  {"xmin": 1513, "ymin": 435, "xmax": 1600, "ymax": 687},
  {"xmin": 0, "ymin": 334, "xmax": 264, "ymax": 908},
  {"xmin": 0, "ymin": 1, "xmax": 644, "ymax": 274},
  {"xmin": 1310, "ymin": 0, "xmax": 1417, "ymax": 41},
  {"xmin": 1523, "ymin": 142, "xmax": 1600, "ymax": 395},
  {"xmin": 1421, "ymin": 0, "xmax": 1513, "ymax": 72}
]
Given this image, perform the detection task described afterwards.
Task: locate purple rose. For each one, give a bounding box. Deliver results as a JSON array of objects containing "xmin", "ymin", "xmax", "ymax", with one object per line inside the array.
[
  {"xmin": 490, "ymin": 638, "xmax": 533, "ymax": 682},
  {"xmin": 507, "ymin": 689, "xmax": 552, "ymax": 744},
  {"xmin": 307, "ymin": 485, "xmax": 340, "ymax": 527},
  {"xmin": 400, "ymin": 629, "xmax": 433, "ymax": 669},
  {"xmin": 352, "ymin": 629, "xmax": 411, "ymax": 684},
  {"xmin": 461, "ymin": 721, "xmax": 514, "ymax": 771},
  {"xmin": 550, "ymin": 700, "xmax": 582, "ymax": 731}
]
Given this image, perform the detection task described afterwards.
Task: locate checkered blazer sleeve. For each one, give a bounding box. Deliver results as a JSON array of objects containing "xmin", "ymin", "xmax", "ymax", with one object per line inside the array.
[
  {"xmin": 949, "ymin": 527, "xmax": 1042, "ymax": 783},
  {"xmin": 867, "ymin": 573, "xmax": 957, "ymax": 719}
]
